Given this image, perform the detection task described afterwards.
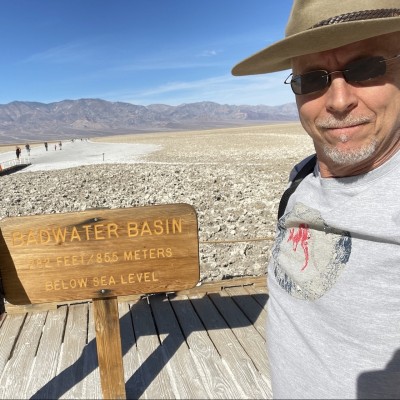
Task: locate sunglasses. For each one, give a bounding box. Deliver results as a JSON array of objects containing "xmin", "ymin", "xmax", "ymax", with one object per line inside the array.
[{"xmin": 285, "ymin": 54, "xmax": 400, "ymax": 95}]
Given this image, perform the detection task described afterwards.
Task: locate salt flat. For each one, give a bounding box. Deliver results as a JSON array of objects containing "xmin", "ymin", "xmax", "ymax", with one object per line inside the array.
[
  {"xmin": 0, "ymin": 140, "xmax": 160, "ymax": 172},
  {"xmin": 0, "ymin": 122, "xmax": 311, "ymax": 173}
]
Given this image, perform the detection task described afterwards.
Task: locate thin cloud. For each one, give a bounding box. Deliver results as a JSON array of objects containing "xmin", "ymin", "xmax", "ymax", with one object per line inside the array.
[
  {"xmin": 113, "ymin": 58, "xmax": 224, "ymax": 72},
  {"xmin": 22, "ymin": 40, "xmax": 97, "ymax": 64},
  {"xmin": 100, "ymin": 72, "xmax": 294, "ymax": 106},
  {"xmin": 197, "ymin": 49, "xmax": 220, "ymax": 57},
  {"xmin": 110, "ymin": 43, "xmax": 225, "ymax": 72},
  {"xmin": 139, "ymin": 73, "xmax": 287, "ymax": 96}
]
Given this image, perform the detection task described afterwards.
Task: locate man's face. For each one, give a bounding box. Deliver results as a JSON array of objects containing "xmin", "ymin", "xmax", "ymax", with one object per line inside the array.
[{"xmin": 292, "ymin": 32, "xmax": 400, "ymax": 178}]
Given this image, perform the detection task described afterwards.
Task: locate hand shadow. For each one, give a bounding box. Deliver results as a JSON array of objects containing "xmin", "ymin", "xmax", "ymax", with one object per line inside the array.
[{"xmin": 357, "ymin": 349, "xmax": 400, "ymax": 399}]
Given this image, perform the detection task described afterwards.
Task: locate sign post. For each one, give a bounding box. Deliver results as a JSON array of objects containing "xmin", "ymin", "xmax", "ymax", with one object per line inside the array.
[
  {"xmin": 0, "ymin": 203, "xmax": 200, "ymax": 399},
  {"xmin": 93, "ymin": 296, "xmax": 126, "ymax": 399}
]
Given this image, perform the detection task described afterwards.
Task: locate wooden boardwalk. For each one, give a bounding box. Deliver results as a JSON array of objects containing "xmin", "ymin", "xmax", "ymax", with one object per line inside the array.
[{"xmin": 0, "ymin": 277, "xmax": 271, "ymax": 399}]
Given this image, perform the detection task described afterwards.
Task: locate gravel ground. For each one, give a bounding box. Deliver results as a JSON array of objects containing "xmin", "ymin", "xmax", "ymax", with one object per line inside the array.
[{"xmin": 0, "ymin": 123, "xmax": 314, "ymax": 283}]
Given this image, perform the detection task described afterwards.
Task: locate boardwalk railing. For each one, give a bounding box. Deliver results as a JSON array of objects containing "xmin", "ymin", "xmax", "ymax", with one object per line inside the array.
[
  {"xmin": 0, "ymin": 157, "xmax": 31, "ymax": 169},
  {"xmin": 0, "ymin": 157, "xmax": 31, "ymax": 175}
]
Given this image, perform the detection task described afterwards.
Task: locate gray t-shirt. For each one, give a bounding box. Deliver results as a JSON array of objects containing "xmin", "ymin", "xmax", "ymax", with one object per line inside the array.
[{"xmin": 267, "ymin": 151, "xmax": 400, "ymax": 399}]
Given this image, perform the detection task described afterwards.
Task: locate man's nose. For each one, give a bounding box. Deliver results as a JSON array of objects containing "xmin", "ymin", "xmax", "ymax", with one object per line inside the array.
[{"xmin": 325, "ymin": 72, "xmax": 358, "ymax": 114}]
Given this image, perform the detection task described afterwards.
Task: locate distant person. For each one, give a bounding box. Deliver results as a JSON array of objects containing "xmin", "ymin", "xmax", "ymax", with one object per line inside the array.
[
  {"xmin": 15, "ymin": 146, "xmax": 21, "ymax": 160},
  {"xmin": 44, "ymin": 142, "xmax": 48, "ymax": 151},
  {"xmin": 54, "ymin": 144, "xmax": 57, "ymax": 151},
  {"xmin": 59, "ymin": 141, "xmax": 62, "ymax": 150},
  {"xmin": 25, "ymin": 143, "xmax": 30, "ymax": 156},
  {"xmin": 232, "ymin": 0, "xmax": 400, "ymax": 398}
]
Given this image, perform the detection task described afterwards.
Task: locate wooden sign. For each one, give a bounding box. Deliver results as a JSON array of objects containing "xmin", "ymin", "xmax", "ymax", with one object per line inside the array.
[{"xmin": 0, "ymin": 203, "xmax": 200, "ymax": 305}]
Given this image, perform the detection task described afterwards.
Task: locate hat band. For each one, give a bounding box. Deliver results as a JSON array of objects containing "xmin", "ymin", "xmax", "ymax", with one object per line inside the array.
[{"xmin": 311, "ymin": 8, "xmax": 400, "ymax": 28}]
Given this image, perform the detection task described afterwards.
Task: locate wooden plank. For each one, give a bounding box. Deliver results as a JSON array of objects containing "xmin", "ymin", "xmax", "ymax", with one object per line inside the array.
[
  {"xmin": 189, "ymin": 293, "xmax": 271, "ymax": 398},
  {"xmin": 5, "ymin": 302, "xmax": 57, "ymax": 314},
  {"xmin": 209, "ymin": 290, "xmax": 268, "ymax": 370},
  {"xmin": 52, "ymin": 303, "xmax": 89, "ymax": 399},
  {"xmin": 0, "ymin": 311, "xmax": 47, "ymax": 399},
  {"xmin": 26, "ymin": 306, "xmax": 68, "ymax": 399},
  {"xmin": 129, "ymin": 297, "xmax": 175, "ymax": 399},
  {"xmin": 149, "ymin": 294, "xmax": 207, "ymax": 399},
  {"xmin": 0, "ymin": 204, "xmax": 199, "ymax": 304},
  {"xmin": 169, "ymin": 294, "xmax": 243, "ymax": 399},
  {"xmin": 0, "ymin": 283, "xmax": 273, "ymax": 399},
  {"xmin": 225, "ymin": 286, "xmax": 267, "ymax": 340},
  {"xmin": 176, "ymin": 276, "xmax": 267, "ymax": 295},
  {"xmin": 0, "ymin": 313, "xmax": 26, "ymax": 375},
  {"xmin": 117, "ymin": 301, "xmax": 141, "ymax": 399},
  {"xmin": 82, "ymin": 302, "xmax": 102, "ymax": 399},
  {"xmin": 244, "ymin": 284, "xmax": 269, "ymax": 309},
  {"xmin": 209, "ymin": 290, "xmax": 271, "ymax": 388}
]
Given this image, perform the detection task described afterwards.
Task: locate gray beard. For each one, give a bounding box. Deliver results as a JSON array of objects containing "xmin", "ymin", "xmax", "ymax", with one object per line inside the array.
[{"xmin": 322, "ymin": 138, "xmax": 378, "ymax": 166}]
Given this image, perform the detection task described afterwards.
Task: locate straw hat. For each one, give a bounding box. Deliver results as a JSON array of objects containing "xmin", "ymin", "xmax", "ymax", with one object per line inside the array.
[{"xmin": 232, "ymin": 0, "xmax": 400, "ymax": 76}]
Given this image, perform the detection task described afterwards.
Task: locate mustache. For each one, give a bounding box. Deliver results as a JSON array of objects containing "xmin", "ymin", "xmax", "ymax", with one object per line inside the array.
[{"xmin": 316, "ymin": 115, "xmax": 371, "ymax": 129}]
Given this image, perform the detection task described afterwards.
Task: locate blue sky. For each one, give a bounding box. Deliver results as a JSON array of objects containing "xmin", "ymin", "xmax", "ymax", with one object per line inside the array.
[{"xmin": 1, "ymin": 0, "xmax": 295, "ymax": 106}]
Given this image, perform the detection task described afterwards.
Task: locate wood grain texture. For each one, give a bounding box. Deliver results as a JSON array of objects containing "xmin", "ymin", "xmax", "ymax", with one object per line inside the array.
[
  {"xmin": 130, "ymin": 296, "xmax": 175, "ymax": 399},
  {"xmin": 54, "ymin": 303, "xmax": 89, "ymax": 399},
  {"xmin": 225, "ymin": 286, "xmax": 267, "ymax": 339},
  {"xmin": 82, "ymin": 303, "xmax": 102, "ymax": 399},
  {"xmin": 0, "ymin": 203, "xmax": 199, "ymax": 304},
  {"xmin": 26, "ymin": 307, "xmax": 67, "ymax": 397},
  {"xmin": 0, "ymin": 279, "xmax": 272, "ymax": 399},
  {"xmin": 93, "ymin": 297, "xmax": 126, "ymax": 399},
  {"xmin": 150, "ymin": 294, "xmax": 206, "ymax": 398},
  {"xmin": 170, "ymin": 294, "xmax": 242, "ymax": 398},
  {"xmin": 0, "ymin": 312, "xmax": 47, "ymax": 398},
  {"xmin": 0, "ymin": 313, "xmax": 26, "ymax": 373},
  {"xmin": 189, "ymin": 292, "xmax": 271, "ymax": 398}
]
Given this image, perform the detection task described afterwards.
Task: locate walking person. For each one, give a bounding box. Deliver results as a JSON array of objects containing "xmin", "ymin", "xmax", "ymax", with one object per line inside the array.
[
  {"xmin": 15, "ymin": 146, "xmax": 21, "ymax": 161},
  {"xmin": 232, "ymin": 1, "xmax": 400, "ymax": 398}
]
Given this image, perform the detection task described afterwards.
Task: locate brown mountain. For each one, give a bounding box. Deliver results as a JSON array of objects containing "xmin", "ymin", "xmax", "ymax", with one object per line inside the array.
[{"xmin": 0, "ymin": 99, "xmax": 299, "ymax": 144}]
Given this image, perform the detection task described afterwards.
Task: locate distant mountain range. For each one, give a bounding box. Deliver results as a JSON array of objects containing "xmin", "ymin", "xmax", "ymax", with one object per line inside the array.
[{"xmin": 0, "ymin": 99, "xmax": 299, "ymax": 144}]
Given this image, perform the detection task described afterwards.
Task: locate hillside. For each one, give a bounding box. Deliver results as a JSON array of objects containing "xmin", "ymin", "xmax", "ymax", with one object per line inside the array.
[{"xmin": 0, "ymin": 99, "xmax": 298, "ymax": 143}]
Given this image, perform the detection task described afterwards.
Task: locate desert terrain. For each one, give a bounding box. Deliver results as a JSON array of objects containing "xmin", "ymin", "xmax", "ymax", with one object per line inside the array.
[{"xmin": 0, "ymin": 122, "xmax": 314, "ymax": 283}]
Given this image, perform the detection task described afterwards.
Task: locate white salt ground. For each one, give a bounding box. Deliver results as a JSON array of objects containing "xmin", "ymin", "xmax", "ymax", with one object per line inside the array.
[{"xmin": 0, "ymin": 140, "xmax": 160, "ymax": 172}]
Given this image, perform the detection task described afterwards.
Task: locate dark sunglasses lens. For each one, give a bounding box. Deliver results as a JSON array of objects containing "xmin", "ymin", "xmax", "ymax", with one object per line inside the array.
[
  {"xmin": 344, "ymin": 56, "xmax": 386, "ymax": 82},
  {"xmin": 291, "ymin": 70, "xmax": 329, "ymax": 95}
]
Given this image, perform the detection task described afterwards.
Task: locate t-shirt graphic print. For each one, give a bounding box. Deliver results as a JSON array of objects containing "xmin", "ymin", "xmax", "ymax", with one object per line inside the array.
[{"xmin": 272, "ymin": 202, "xmax": 352, "ymax": 300}]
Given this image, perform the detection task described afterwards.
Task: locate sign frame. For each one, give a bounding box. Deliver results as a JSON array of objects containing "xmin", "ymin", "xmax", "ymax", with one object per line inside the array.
[{"xmin": 0, "ymin": 203, "xmax": 200, "ymax": 305}]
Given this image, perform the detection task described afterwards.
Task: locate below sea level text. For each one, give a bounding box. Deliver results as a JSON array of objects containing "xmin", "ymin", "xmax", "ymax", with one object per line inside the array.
[{"xmin": 45, "ymin": 272, "xmax": 159, "ymax": 291}]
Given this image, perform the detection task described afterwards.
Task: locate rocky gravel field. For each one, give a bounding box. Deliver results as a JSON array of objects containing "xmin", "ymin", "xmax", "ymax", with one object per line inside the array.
[{"xmin": 0, "ymin": 123, "xmax": 314, "ymax": 283}]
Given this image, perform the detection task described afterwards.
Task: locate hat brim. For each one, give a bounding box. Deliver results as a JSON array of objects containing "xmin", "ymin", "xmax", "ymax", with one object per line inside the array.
[{"xmin": 232, "ymin": 18, "xmax": 400, "ymax": 76}]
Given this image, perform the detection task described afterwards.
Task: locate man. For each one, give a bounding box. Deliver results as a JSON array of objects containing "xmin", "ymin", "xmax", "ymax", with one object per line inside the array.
[{"xmin": 232, "ymin": 1, "xmax": 400, "ymax": 398}]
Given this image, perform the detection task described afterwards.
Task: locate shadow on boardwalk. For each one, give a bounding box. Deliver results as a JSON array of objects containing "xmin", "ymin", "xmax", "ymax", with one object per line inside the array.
[{"xmin": 30, "ymin": 289, "xmax": 269, "ymax": 399}]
